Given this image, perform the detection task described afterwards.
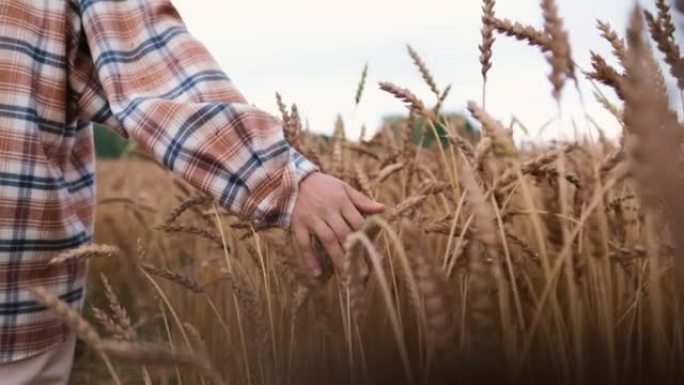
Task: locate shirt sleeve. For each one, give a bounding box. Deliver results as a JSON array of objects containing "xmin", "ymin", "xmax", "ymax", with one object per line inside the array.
[{"xmin": 72, "ymin": 0, "xmax": 318, "ymax": 227}]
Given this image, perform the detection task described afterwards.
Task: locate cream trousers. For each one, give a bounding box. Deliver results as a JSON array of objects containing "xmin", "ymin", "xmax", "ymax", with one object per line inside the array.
[{"xmin": 0, "ymin": 333, "xmax": 76, "ymax": 385}]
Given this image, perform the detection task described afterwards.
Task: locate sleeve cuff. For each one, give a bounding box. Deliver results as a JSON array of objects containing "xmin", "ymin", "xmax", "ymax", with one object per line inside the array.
[
  {"xmin": 272, "ymin": 149, "xmax": 319, "ymax": 228},
  {"xmin": 292, "ymin": 150, "xmax": 320, "ymax": 183}
]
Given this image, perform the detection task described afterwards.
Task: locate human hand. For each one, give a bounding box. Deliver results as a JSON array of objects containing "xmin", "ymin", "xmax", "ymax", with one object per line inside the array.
[{"xmin": 291, "ymin": 172, "xmax": 384, "ymax": 277}]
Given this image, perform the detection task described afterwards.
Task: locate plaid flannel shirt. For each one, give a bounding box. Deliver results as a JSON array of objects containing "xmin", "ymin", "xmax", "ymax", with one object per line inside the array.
[{"xmin": 0, "ymin": 0, "xmax": 316, "ymax": 362}]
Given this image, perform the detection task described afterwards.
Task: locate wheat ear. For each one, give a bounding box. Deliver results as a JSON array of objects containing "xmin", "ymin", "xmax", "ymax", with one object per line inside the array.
[
  {"xmin": 49, "ymin": 244, "xmax": 119, "ymax": 265},
  {"xmin": 487, "ymin": 16, "xmax": 550, "ymax": 51},
  {"xmin": 643, "ymin": 4, "xmax": 684, "ymax": 88},
  {"xmin": 140, "ymin": 264, "xmax": 204, "ymax": 294},
  {"xmin": 624, "ymin": 6, "xmax": 684, "ymax": 274},
  {"xmin": 407, "ymin": 45, "xmax": 440, "ymax": 97},
  {"xmin": 100, "ymin": 274, "xmax": 137, "ymax": 341},
  {"xmin": 586, "ymin": 51, "xmax": 626, "ymax": 100},
  {"xmin": 29, "ymin": 286, "xmax": 102, "ymax": 348},
  {"xmin": 541, "ymin": 0, "xmax": 575, "ymax": 100},
  {"xmin": 479, "ymin": 0, "xmax": 496, "ymax": 82},
  {"xmin": 354, "ymin": 63, "xmax": 369, "ymax": 106},
  {"xmin": 597, "ymin": 20, "xmax": 627, "ymax": 66},
  {"xmin": 379, "ymin": 81, "xmax": 434, "ymax": 119}
]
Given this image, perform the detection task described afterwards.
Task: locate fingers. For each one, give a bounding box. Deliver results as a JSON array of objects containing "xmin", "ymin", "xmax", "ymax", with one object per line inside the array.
[
  {"xmin": 312, "ymin": 220, "xmax": 346, "ymax": 269},
  {"xmin": 293, "ymin": 225, "xmax": 320, "ymax": 277},
  {"xmin": 327, "ymin": 212, "xmax": 354, "ymax": 257},
  {"xmin": 344, "ymin": 184, "xmax": 385, "ymax": 214},
  {"xmin": 342, "ymin": 204, "xmax": 365, "ymax": 231}
]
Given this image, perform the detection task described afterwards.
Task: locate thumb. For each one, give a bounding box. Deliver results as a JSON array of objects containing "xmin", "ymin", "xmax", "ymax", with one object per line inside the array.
[{"xmin": 345, "ymin": 184, "xmax": 385, "ymax": 214}]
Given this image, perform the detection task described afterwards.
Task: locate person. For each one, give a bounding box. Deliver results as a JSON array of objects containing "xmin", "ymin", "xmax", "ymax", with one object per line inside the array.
[{"xmin": 0, "ymin": 1, "xmax": 384, "ymax": 383}]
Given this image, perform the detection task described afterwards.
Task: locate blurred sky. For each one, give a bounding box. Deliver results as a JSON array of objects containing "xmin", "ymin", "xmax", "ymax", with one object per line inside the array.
[{"xmin": 171, "ymin": 0, "xmax": 640, "ymax": 141}]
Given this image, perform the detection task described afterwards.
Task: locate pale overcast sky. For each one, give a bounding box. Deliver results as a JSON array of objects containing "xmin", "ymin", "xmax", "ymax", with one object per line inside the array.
[{"xmin": 170, "ymin": 1, "xmax": 646, "ymax": 141}]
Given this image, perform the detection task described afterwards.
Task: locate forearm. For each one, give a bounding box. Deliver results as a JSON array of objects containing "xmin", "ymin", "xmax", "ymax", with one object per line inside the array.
[{"xmin": 77, "ymin": 0, "xmax": 317, "ymax": 225}]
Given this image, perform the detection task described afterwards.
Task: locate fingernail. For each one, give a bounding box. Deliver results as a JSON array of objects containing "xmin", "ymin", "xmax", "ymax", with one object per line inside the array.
[{"xmin": 311, "ymin": 267, "xmax": 322, "ymax": 277}]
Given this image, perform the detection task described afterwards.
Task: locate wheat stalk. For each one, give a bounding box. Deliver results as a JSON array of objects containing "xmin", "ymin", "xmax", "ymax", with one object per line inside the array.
[
  {"xmin": 595, "ymin": 93, "xmax": 624, "ymax": 125},
  {"xmin": 343, "ymin": 142, "xmax": 380, "ymax": 159},
  {"xmin": 30, "ymin": 287, "xmax": 125, "ymax": 385},
  {"xmin": 467, "ymin": 101, "xmax": 517, "ymax": 158},
  {"xmin": 474, "ymin": 137, "xmax": 493, "ymax": 170},
  {"xmin": 164, "ymin": 196, "xmax": 213, "ymax": 225},
  {"xmin": 157, "ymin": 224, "xmax": 224, "ymax": 249},
  {"xmin": 387, "ymin": 195, "xmax": 428, "ymax": 221},
  {"xmin": 344, "ymin": 227, "xmax": 415, "ymax": 385},
  {"xmin": 625, "ymin": 5, "xmax": 684, "ymax": 277},
  {"xmin": 459, "ymin": 164, "xmax": 501, "ymax": 365},
  {"xmin": 276, "ymin": 92, "xmax": 291, "ymax": 129},
  {"xmin": 599, "ymin": 148, "xmax": 625, "ymax": 177},
  {"xmin": 99, "ymin": 340, "xmax": 227, "ymax": 385},
  {"xmin": 434, "ymin": 84, "xmax": 452, "ymax": 115},
  {"xmin": 141, "ymin": 264, "xmax": 204, "ymax": 294},
  {"xmin": 498, "ymin": 143, "xmax": 576, "ymax": 187},
  {"xmin": 358, "ymin": 124, "xmax": 367, "ymax": 142},
  {"xmin": 402, "ymin": 223, "xmax": 454, "ymax": 351},
  {"xmin": 92, "ymin": 307, "xmax": 130, "ymax": 341},
  {"xmin": 374, "ymin": 162, "xmax": 405, "ymax": 184},
  {"xmin": 354, "ymin": 164, "xmax": 374, "ymax": 198},
  {"xmin": 332, "ymin": 114, "xmax": 345, "ymax": 177},
  {"xmin": 448, "ymin": 134, "xmax": 476, "ymax": 160}
]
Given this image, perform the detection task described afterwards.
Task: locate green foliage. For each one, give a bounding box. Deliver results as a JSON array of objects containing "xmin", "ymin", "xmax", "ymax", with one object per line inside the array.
[
  {"xmin": 382, "ymin": 112, "xmax": 479, "ymax": 147},
  {"xmin": 93, "ymin": 123, "xmax": 128, "ymax": 158}
]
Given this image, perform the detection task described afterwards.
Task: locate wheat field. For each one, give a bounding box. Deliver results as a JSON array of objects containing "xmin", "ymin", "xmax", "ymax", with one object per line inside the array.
[{"xmin": 40, "ymin": 1, "xmax": 684, "ymax": 384}]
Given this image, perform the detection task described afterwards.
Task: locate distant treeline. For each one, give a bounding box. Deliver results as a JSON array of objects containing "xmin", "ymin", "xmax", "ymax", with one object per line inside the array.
[{"xmin": 92, "ymin": 112, "xmax": 477, "ymax": 158}]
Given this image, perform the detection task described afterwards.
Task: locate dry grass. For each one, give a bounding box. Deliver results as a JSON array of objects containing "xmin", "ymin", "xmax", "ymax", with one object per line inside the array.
[{"xmin": 53, "ymin": 1, "xmax": 684, "ymax": 384}]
